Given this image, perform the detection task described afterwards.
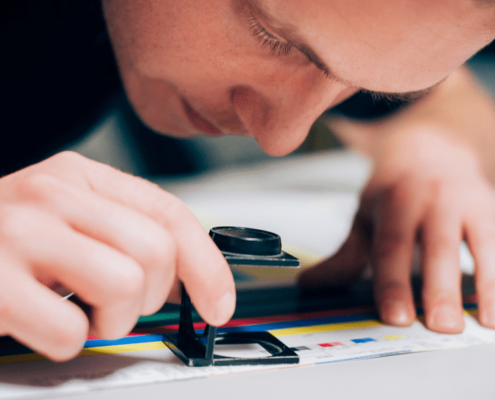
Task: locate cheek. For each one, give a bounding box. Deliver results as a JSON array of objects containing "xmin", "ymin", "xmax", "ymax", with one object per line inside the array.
[{"xmin": 119, "ymin": 68, "xmax": 195, "ymax": 138}]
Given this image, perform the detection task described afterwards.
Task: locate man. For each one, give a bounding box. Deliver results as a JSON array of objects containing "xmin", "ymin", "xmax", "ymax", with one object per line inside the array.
[{"xmin": 1, "ymin": 0, "xmax": 495, "ymax": 361}]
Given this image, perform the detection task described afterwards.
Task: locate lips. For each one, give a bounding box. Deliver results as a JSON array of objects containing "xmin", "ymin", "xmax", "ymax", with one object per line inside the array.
[{"xmin": 182, "ymin": 99, "xmax": 223, "ymax": 136}]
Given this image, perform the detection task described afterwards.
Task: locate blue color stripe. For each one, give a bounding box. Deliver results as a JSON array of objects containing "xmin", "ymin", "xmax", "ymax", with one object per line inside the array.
[
  {"xmin": 0, "ymin": 312, "xmax": 381, "ymax": 357},
  {"xmin": 82, "ymin": 334, "xmax": 165, "ymax": 349},
  {"xmin": 0, "ymin": 334, "xmax": 166, "ymax": 357},
  {"xmin": 0, "ymin": 303, "xmax": 478, "ymax": 358}
]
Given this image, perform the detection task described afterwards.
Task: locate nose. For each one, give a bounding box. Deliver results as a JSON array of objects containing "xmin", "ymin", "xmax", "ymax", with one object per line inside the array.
[{"xmin": 232, "ymin": 80, "xmax": 345, "ymax": 156}]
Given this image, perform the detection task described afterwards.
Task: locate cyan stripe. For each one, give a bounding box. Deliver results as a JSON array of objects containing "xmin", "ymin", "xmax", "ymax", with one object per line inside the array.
[
  {"xmin": 0, "ymin": 303, "xmax": 478, "ymax": 358},
  {"xmin": 82, "ymin": 334, "xmax": 165, "ymax": 349}
]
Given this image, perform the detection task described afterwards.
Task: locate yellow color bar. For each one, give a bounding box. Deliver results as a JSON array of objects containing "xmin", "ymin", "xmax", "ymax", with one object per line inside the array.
[
  {"xmin": 270, "ymin": 319, "xmax": 383, "ymax": 337},
  {"xmin": 383, "ymin": 335, "xmax": 407, "ymax": 340},
  {"xmin": 79, "ymin": 341, "xmax": 167, "ymax": 357}
]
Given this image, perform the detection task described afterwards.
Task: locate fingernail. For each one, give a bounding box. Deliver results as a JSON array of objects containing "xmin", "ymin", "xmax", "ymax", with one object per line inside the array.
[
  {"xmin": 211, "ymin": 291, "xmax": 235, "ymax": 326},
  {"xmin": 429, "ymin": 304, "xmax": 463, "ymax": 332},
  {"xmin": 480, "ymin": 303, "xmax": 495, "ymax": 328},
  {"xmin": 382, "ymin": 300, "xmax": 412, "ymax": 326}
]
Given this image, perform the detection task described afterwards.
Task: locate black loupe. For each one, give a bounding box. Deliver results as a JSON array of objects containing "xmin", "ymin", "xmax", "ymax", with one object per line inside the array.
[
  {"xmin": 209, "ymin": 226, "xmax": 300, "ymax": 267},
  {"xmin": 164, "ymin": 226, "xmax": 300, "ymax": 367}
]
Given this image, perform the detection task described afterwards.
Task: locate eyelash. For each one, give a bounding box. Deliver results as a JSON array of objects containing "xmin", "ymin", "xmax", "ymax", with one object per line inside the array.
[
  {"xmin": 241, "ymin": 2, "xmax": 332, "ymax": 80},
  {"xmin": 361, "ymin": 88, "xmax": 429, "ymax": 105},
  {"xmin": 244, "ymin": 11, "xmax": 294, "ymax": 56}
]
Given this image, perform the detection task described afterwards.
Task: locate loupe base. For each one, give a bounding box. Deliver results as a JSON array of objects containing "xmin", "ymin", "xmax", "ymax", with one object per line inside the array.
[
  {"xmin": 165, "ymin": 330, "xmax": 299, "ymax": 367},
  {"xmin": 163, "ymin": 288, "xmax": 299, "ymax": 367}
]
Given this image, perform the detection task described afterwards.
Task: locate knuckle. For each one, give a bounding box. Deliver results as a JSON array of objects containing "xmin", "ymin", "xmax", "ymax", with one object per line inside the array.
[
  {"xmin": 378, "ymin": 183, "xmax": 414, "ymax": 214},
  {"xmin": 422, "ymin": 289, "xmax": 458, "ymax": 306},
  {"xmin": 471, "ymin": 226, "xmax": 495, "ymax": 248},
  {"xmin": 113, "ymin": 259, "xmax": 146, "ymax": 300},
  {"xmin": 373, "ymin": 231, "xmax": 408, "ymax": 261},
  {"xmin": 49, "ymin": 151, "xmax": 86, "ymax": 167},
  {"xmin": 166, "ymin": 278, "xmax": 182, "ymax": 304},
  {"xmin": 427, "ymin": 179, "xmax": 450, "ymax": 201},
  {"xmin": 375, "ymin": 280, "xmax": 408, "ymax": 296},
  {"xmin": 97, "ymin": 326, "xmax": 125, "ymax": 341},
  {"xmin": 209, "ymin": 261, "xmax": 235, "ymax": 295},
  {"xmin": 16, "ymin": 173, "xmax": 79, "ymax": 215},
  {"xmin": 0, "ymin": 297, "xmax": 13, "ymax": 320},
  {"xmin": 48, "ymin": 318, "xmax": 88, "ymax": 362},
  {"xmin": 16, "ymin": 173, "xmax": 61, "ymax": 203},
  {"xmin": 52, "ymin": 317, "xmax": 88, "ymax": 351},
  {"xmin": 163, "ymin": 195, "xmax": 192, "ymax": 224},
  {"xmin": 429, "ymin": 234, "xmax": 458, "ymax": 256},
  {"xmin": 0, "ymin": 208, "xmax": 33, "ymax": 242},
  {"xmin": 142, "ymin": 229, "xmax": 177, "ymax": 270},
  {"xmin": 386, "ymin": 184, "xmax": 411, "ymax": 205},
  {"xmin": 103, "ymin": 319, "xmax": 138, "ymax": 341},
  {"xmin": 476, "ymin": 279, "xmax": 495, "ymax": 296}
]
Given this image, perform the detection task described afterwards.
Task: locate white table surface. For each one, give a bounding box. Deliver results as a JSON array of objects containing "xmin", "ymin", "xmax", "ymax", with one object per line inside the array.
[{"xmin": 55, "ymin": 342, "xmax": 495, "ymax": 400}]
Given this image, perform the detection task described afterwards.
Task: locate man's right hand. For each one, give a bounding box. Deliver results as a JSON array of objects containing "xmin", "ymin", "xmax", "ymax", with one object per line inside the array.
[{"xmin": 0, "ymin": 151, "xmax": 236, "ymax": 361}]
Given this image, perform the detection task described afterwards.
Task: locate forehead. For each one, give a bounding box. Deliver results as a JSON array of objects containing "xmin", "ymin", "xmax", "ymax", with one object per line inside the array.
[{"xmin": 253, "ymin": 0, "xmax": 494, "ymax": 92}]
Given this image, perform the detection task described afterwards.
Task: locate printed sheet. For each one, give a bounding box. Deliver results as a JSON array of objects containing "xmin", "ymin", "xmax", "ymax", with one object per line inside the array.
[{"xmin": 1, "ymin": 297, "xmax": 495, "ymax": 399}]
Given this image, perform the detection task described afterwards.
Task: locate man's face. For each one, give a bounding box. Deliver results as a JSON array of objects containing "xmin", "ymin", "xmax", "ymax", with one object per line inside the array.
[{"xmin": 103, "ymin": 0, "xmax": 494, "ymax": 156}]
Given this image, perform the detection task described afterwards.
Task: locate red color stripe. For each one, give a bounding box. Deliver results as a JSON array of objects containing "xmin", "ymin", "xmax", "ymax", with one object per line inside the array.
[{"xmin": 133, "ymin": 306, "xmax": 376, "ymax": 334}]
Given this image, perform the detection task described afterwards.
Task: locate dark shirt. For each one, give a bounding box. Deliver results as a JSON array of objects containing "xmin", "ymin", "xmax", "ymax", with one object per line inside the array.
[{"xmin": 1, "ymin": 0, "xmax": 120, "ymax": 175}]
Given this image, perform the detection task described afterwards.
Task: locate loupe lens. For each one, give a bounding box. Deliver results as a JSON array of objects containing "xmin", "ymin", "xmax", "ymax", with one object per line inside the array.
[
  {"xmin": 214, "ymin": 228, "xmax": 274, "ymax": 239},
  {"xmin": 210, "ymin": 227, "xmax": 282, "ymax": 256}
]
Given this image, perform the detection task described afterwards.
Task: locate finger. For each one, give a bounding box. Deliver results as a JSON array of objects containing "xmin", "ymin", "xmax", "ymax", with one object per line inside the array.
[
  {"xmin": 44, "ymin": 152, "xmax": 235, "ymax": 326},
  {"xmin": 421, "ymin": 202, "xmax": 464, "ymax": 333},
  {"xmin": 0, "ymin": 321, "xmax": 7, "ymax": 336},
  {"xmin": 464, "ymin": 194, "xmax": 495, "ymax": 329},
  {"xmin": 1, "ymin": 209, "xmax": 145, "ymax": 339},
  {"xmin": 20, "ymin": 174, "xmax": 177, "ymax": 315},
  {"xmin": 372, "ymin": 187, "xmax": 420, "ymax": 327},
  {"xmin": 298, "ymin": 213, "xmax": 372, "ymax": 289},
  {"xmin": 166, "ymin": 276, "xmax": 182, "ymax": 304},
  {"xmin": 0, "ymin": 255, "xmax": 88, "ymax": 361}
]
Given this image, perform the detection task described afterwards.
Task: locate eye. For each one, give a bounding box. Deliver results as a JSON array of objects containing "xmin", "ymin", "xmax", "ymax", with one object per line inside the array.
[
  {"xmin": 243, "ymin": 7, "xmax": 294, "ymax": 56},
  {"xmin": 239, "ymin": 0, "xmax": 334, "ymax": 81}
]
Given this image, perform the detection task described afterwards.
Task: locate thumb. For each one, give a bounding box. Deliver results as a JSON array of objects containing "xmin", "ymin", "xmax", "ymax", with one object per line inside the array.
[{"xmin": 298, "ymin": 214, "xmax": 372, "ymax": 289}]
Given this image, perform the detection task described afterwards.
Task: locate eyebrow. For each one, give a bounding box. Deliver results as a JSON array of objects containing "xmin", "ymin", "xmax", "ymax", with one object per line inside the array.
[{"xmin": 247, "ymin": 0, "xmax": 439, "ymax": 104}]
